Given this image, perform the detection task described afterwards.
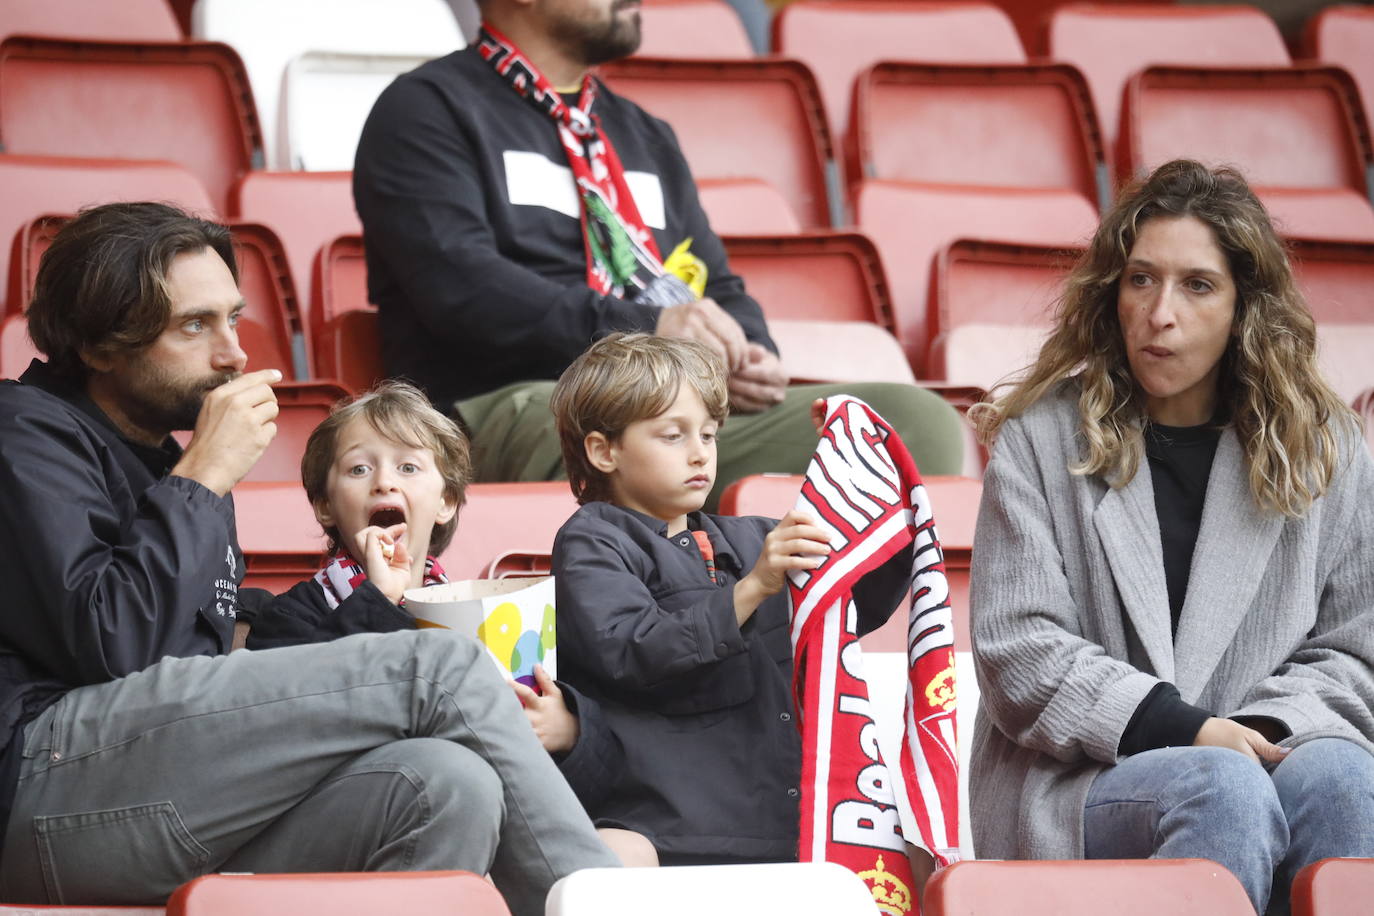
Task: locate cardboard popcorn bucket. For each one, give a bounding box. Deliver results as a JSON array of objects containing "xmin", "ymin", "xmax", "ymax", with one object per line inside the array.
[{"xmin": 403, "ymin": 576, "xmax": 556, "ymax": 687}]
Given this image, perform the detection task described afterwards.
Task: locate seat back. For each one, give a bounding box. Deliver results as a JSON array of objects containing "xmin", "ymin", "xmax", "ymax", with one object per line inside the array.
[
  {"xmin": 440, "ymin": 482, "xmax": 580, "ymax": 581},
  {"xmin": 1118, "ymin": 65, "xmax": 1371, "ymax": 197},
  {"xmin": 848, "ymin": 62, "xmax": 1104, "ymax": 206},
  {"xmin": 230, "ymin": 170, "xmax": 361, "ymax": 324},
  {"xmin": 311, "ymin": 234, "xmax": 383, "ymax": 392},
  {"xmin": 696, "ymin": 178, "xmax": 802, "ymax": 235},
  {"xmin": 927, "ymin": 239, "xmax": 1081, "ymax": 389},
  {"xmin": 0, "ymin": 154, "xmax": 215, "ymax": 315},
  {"xmin": 1291, "ymin": 238, "xmax": 1374, "ymax": 406},
  {"xmin": 233, "ymin": 480, "xmax": 328, "ymax": 590},
  {"xmin": 280, "ymin": 51, "xmax": 433, "ymax": 171},
  {"xmin": 0, "ymin": 37, "xmax": 262, "ymax": 216},
  {"xmin": 775, "ymin": 0, "xmax": 1024, "ymax": 146},
  {"xmin": 1048, "ymin": 4, "xmax": 1289, "ymax": 163},
  {"xmin": 636, "ymin": 0, "xmax": 754, "ymax": 58},
  {"xmin": 193, "ymin": 0, "xmax": 462, "ymax": 169},
  {"xmin": 599, "ymin": 57, "xmax": 834, "ymax": 228},
  {"xmin": 167, "ymin": 871, "xmax": 509, "ymax": 916},
  {"xmin": 238, "ymin": 381, "xmax": 349, "ymax": 484},
  {"xmin": 230, "ymin": 223, "xmax": 308, "ymax": 379},
  {"xmin": 546, "ymin": 863, "xmax": 877, "ymax": 916},
  {"xmin": 722, "ymin": 231, "xmax": 893, "ymax": 325},
  {"xmin": 0, "ymin": 907, "xmax": 163, "ymax": 914},
  {"xmin": 0, "ymin": 0, "xmax": 180, "ymax": 42},
  {"xmin": 1291, "ymin": 857, "xmax": 1374, "ymax": 916},
  {"xmin": 1305, "ymin": 5, "xmax": 1374, "ymax": 142},
  {"xmin": 853, "ymin": 180, "xmax": 1099, "ymax": 376},
  {"xmin": 767, "ymin": 319, "xmax": 916, "ymax": 385},
  {"xmin": 923, "ymin": 859, "xmax": 1254, "ymax": 915}
]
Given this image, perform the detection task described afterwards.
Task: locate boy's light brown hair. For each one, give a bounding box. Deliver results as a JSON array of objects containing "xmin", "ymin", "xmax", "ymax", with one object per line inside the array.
[
  {"xmin": 301, "ymin": 380, "xmax": 472, "ymax": 553},
  {"xmin": 551, "ymin": 333, "xmax": 729, "ymax": 504}
]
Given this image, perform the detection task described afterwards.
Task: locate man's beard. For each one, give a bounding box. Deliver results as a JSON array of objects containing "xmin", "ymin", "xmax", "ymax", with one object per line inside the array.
[
  {"xmin": 553, "ymin": 3, "xmax": 642, "ymax": 68},
  {"xmin": 121, "ymin": 355, "xmax": 239, "ymax": 436}
]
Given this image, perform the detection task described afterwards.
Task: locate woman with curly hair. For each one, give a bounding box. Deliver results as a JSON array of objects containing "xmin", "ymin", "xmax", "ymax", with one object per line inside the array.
[{"xmin": 968, "ymin": 159, "xmax": 1374, "ymax": 914}]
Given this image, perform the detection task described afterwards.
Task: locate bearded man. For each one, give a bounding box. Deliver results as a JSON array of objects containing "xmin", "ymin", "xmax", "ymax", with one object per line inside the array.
[{"xmin": 353, "ymin": 0, "xmax": 965, "ymax": 507}]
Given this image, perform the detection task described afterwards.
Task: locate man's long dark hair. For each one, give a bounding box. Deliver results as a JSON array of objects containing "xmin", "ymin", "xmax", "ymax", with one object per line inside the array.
[{"xmin": 27, "ymin": 202, "xmax": 237, "ymax": 382}]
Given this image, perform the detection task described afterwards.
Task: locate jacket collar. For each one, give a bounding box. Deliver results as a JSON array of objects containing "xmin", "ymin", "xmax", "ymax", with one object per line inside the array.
[
  {"xmin": 18, "ymin": 358, "xmax": 182, "ymax": 480},
  {"xmin": 589, "ymin": 502, "xmax": 744, "ymax": 573},
  {"xmin": 1171, "ymin": 429, "xmax": 1283, "ymax": 700},
  {"xmin": 1094, "ymin": 448, "xmax": 1175, "ymax": 681},
  {"xmin": 1093, "ymin": 426, "xmax": 1284, "ymax": 699}
]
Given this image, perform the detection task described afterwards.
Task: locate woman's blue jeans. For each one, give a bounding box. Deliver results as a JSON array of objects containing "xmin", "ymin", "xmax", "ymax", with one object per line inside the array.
[{"xmin": 1084, "ymin": 738, "xmax": 1374, "ymax": 914}]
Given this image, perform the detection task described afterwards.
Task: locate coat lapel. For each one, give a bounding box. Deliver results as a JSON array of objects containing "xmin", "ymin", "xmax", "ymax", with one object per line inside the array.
[
  {"xmin": 1094, "ymin": 458, "xmax": 1175, "ymax": 681},
  {"xmin": 1172, "ymin": 430, "xmax": 1283, "ymax": 701}
]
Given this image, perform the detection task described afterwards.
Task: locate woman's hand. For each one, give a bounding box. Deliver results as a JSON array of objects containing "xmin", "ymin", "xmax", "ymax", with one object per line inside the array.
[{"xmin": 1193, "ymin": 716, "xmax": 1289, "ymax": 765}]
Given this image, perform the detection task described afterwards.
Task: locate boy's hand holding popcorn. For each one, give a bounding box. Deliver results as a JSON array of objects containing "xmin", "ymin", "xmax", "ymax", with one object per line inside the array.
[
  {"xmin": 355, "ymin": 523, "xmax": 412, "ymax": 605},
  {"xmin": 512, "ymin": 665, "xmax": 580, "ymax": 754}
]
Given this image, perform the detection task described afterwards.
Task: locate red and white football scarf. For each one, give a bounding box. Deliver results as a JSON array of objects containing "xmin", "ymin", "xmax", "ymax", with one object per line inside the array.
[
  {"xmin": 313, "ymin": 550, "xmax": 449, "ymax": 610},
  {"xmin": 478, "ymin": 25, "xmax": 691, "ymax": 304},
  {"xmin": 789, "ymin": 395, "xmax": 960, "ymax": 915}
]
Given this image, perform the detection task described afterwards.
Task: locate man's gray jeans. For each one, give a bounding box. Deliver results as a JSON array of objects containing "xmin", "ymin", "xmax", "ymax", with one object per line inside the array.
[{"xmin": 0, "ymin": 629, "xmax": 617, "ymax": 915}]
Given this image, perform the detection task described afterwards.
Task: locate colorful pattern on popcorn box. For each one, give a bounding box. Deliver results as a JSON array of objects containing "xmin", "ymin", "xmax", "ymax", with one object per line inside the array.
[{"xmin": 404, "ymin": 576, "xmax": 556, "ymax": 687}]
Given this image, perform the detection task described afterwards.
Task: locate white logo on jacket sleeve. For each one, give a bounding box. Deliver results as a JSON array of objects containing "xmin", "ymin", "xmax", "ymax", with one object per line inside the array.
[{"xmin": 502, "ymin": 150, "xmax": 666, "ymax": 229}]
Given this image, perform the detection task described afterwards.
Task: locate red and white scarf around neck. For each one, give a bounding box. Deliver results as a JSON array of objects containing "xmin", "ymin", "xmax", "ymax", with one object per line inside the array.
[
  {"xmin": 313, "ymin": 550, "xmax": 449, "ymax": 610},
  {"xmin": 478, "ymin": 24, "xmax": 690, "ymax": 303},
  {"xmin": 788, "ymin": 395, "xmax": 961, "ymax": 915}
]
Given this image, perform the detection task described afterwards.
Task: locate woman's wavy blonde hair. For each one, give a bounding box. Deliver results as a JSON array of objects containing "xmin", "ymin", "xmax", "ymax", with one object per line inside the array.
[{"xmin": 972, "ymin": 159, "xmax": 1355, "ymax": 517}]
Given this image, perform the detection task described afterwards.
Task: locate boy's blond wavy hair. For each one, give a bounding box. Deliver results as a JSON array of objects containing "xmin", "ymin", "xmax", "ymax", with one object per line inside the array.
[
  {"xmin": 972, "ymin": 159, "xmax": 1355, "ymax": 517},
  {"xmin": 551, "ymin": 333, "xmax": 728, "ymax": 505}
]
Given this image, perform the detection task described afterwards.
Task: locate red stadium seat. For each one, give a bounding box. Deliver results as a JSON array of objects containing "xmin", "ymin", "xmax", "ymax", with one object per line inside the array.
[
  {"xmin": 1305, "ymin": 5, "xmax": 1374, "ymax": 143},
  {"xmin": 775, "ymin": 0, "xmax": 1025, "ymax": 151},
  {"xmin": 0, "ymin": 36, "xmax": 264, "ymax": 215},
  {"xmin": 1, "ymin": 0, "xmax": 180, "ymax": 43},
  {"xmin": 847, "ymin": 61, "xmax": 1105, "ymax": 206},
  {"xmin": 927, "ymin": 239, "xmax": 1082, "ymax": 389},
  {"xmin": 722, "ymin": 231, "xmax": 893, "ymax": 325},
  {"xmin": 0, "ymin": 314, "xmax": 38, "ymax": 379},
  {"xmin": 6, "ymin": 213, "xmax": 63, "ymax": 319},
  {"xmin": 636, "ymin": 0, "xmax": 753, "ymax": 58},
  {"xmin": 233, "ymin": 480, "xmax": 327, "ymax": 591},
  {"xmin": 1048, "ymin": 4, "xmax": 1289, "ymax": 166},
  {"xmin": 599, "ymin": 57, "xmax": 835, "ymax": 228},
  {"xmin": 854, "ymin": 180, "xmax": 1099, "ymax": 376},
  {"xmin": 1292, "ymin": 857, "xmax": 1374, "ymax": 916},
  {"xmin": 239, "ymin": 380, "xmax": 349, "ymax": 484},
  {"xmin": 718, "ymin": 473, "xmax": 979, "ymax": 652},
  {"xmin": 1290, "ymin": 238, "xmax": 1374, "ymax": 406},
  {"xmin": 167, "ymin": 871, "xmax": 510, "ymax": 916},
  {"xmin": 230, "ymin": 223, "xmax": 308, "ymax": 380},
  {"xmin": 697, "ymin": 178, "xmax": 802, "ymax": 235},
  {"xmin": 1118, "ymin": 65, "xmax": 1374, "ymax": 242},
  {"xmin": 230, "ymin": 171, "xmax": 361, "ymax": 328},
  {"xmin": 440, "ymin": 483, "xmax": 580, "ymax": 581},
  {"xmin": 923, "ymin": 859, "xmax": 1254, "ymax": 915},
  {"xmin": 0, "ymin": 155, "xmax": 215, "ymax": 315},
  {"xmin": 767, "ymin": 319, "xmax": 916, "ymax": 385},
  {"xmin": 311, "ymin": 234, "xmax": 384, "ymax": 394},
  {"xmin": 0, "ymin": 907, "xmax": 162, "ymax": 914}
]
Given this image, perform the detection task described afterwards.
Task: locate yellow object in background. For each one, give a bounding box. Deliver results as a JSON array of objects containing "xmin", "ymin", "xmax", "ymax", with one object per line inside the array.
[{"xmin": 664, "ymin": 237, "xmax": 708, "ymax": 298}]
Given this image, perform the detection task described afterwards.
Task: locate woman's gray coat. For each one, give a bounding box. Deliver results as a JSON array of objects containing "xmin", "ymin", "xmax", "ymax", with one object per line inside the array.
[{"xmin": 969, "ymin": 383, "xmax": 1374, "ymax": 860}]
